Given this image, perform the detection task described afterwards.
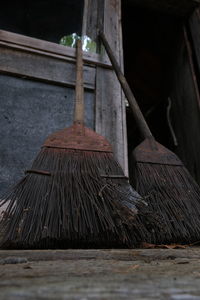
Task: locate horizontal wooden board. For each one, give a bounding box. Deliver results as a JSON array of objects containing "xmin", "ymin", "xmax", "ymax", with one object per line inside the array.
[
  {"xmin": 0, "ymin": 45, "xmax": 96, "ymax": 90},
  {"xmin": 0, "ymin": 30, "xmax": 111, "ymax": 69}
]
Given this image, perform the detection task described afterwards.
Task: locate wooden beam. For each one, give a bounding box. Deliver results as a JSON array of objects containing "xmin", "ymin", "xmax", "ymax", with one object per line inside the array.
[
  {"xmin": 0, "ymin": 45, "xmax": 95, "ymax": 90},
  {"xmin": 95, "ymin": 0, "xmax": 128, "ymax": 175},
  {"xmin": 0, "ymin": 30, "xmax": 111, "ymax": 69}
]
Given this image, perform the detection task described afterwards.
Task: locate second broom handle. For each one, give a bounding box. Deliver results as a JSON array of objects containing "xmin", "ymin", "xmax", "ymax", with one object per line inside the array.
[
  {"xmin": 74, "ymin": 39, "xmax": 84, "ymax": 124},
  {"xmin": 100, "ymin": 32, "xmax": 153, "ymax": 140}
]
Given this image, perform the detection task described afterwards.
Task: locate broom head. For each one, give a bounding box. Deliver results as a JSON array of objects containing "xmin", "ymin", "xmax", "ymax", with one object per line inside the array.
[
  {"xmin": 0, "ymin": 122, "xmax": 151, "ymax": 249},
  {"xmin": 131, "ymin": 137, "xmax": 200, "ymax": 244}
]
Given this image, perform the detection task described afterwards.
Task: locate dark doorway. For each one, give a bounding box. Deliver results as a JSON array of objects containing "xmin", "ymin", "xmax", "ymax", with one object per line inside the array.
[{"xmin": 122, "ymin": 2, "xmax": 184, "ymax": 173}]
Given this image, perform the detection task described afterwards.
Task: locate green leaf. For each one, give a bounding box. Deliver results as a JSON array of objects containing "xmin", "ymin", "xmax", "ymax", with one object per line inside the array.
[{"xmin": 59, "ymin": 33, "xmax": 96, "ymax": 53}]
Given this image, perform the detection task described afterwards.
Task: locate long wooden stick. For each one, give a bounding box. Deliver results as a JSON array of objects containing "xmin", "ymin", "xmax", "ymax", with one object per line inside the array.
[
  {"xmin": 100, "ymin": 32, "xmax": 153, "ymax": 140},
  {"xmin": 74, "ymin": 39, "xmax": 84, "ymax": 124}
]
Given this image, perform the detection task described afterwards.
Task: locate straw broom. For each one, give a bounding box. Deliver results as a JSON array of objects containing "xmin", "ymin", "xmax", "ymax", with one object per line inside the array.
[
  {"xmin": 100, "ymin": 31, "xmax": 200, "ymax": 244},
  {"xmin": 0, "ymin": 39, "xmax": 154, "ymax": 249}
]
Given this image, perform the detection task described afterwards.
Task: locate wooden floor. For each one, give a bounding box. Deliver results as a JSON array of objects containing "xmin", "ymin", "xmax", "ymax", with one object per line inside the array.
[{"xmin": 0, "ymin": 248, "xmax": 200, "ymax": 299}]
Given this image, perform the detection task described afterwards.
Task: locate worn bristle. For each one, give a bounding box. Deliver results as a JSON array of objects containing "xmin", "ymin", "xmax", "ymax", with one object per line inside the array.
[
  {"xmin": 0, "ymin": 147, "xmax": 156, "ymax": 249},
  {"xmin": 131, "ymin": 162, "xmax": 200, "ymax": 244}
]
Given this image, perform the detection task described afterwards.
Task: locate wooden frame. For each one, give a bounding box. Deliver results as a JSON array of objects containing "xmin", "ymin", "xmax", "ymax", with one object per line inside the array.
[
  {"xmin": 94, "ymin": 0, "xmax": 129, "ymax": 174},
  {"xmin": 0, "ymin": 30, "xmax": 111, "ymax": 90},
  {"xmin": 0, "ymin": 30, "xmax": 111, "ymax": 68}
]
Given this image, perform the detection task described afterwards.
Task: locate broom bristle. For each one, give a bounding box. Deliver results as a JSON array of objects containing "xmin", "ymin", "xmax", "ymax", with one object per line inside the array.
[
  {"xmin": 131, "ymin": 162, "xmax": 200, "ymax": 244},
  {"xmin": 0, "ymin": 147, "xmax": 157, "ymax": 249}
]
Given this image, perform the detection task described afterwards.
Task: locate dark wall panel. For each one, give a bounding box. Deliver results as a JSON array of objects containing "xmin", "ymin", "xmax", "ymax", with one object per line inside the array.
[
  {"xmin": 170, "ymin": 31, "xmax": 200, "ymax": 184},
  {"xmin": 0, "ymin": 75, "xmax": 94, "ymax": 196}
]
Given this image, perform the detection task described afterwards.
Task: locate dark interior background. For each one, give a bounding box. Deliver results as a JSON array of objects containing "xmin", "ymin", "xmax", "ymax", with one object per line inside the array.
[
  {"xmin": 0, "ymin": 0, "xmax": 84, "ymax": 43},
  {"xmin": 122, "ymin": 2, "xmax": 183, "ymax": 161}
]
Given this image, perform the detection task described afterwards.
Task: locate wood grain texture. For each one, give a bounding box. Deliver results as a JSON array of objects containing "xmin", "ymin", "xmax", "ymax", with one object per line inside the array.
[
  {"xmin": 0, "ymin": 45, "xmax": 95, "ymax": 90},
  {"xmin": 0, "ymin": 30, "xmax": 111, "ymax": 68},
  {"xmin": 95, "ymin": 0, "xmax": 128, "ymax": 174},
  {"xmin": 82, "ymin": 0, "xmax": 129, "ymax": 173},
  {"xmin": 1, "ymin": 248, "xmax": 200, "ymax": 300}
]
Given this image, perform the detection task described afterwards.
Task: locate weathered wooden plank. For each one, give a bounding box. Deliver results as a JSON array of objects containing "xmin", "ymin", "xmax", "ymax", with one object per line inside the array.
[
  {"xmin": 95, "ymin": 0, "xmax": 128, "ymax": 174},
  {"xmin": 0, "ymin": 45, "xmax": 95, "ymax": 90},
  {"xmin": 86, "ymin": 0, "xmax": 98, "ymax": 39},
  {"xmin": 0, "ymin": 29, "xmax": 111, "ymax": 68},
  {"xmin": 82, "ymin": 0, "xmax": 89, "ymax": 36},
  {"xmin": 84, "ymin": 0, "xmax": 117, "ymax": 145},
  {"xmin": 1, "ymin": 249, "xmax": 200, "ymax": 300},
  {"xmin": 0, "ymin": 248, "xmax": 199, "ymax": 262},
  {"xmin": 170, "ymin": 28, "xmax": 200, "ymax": 184},
  {"xmin": 0, "ymin": 74, "xmax": 95, "ymax": 196}
]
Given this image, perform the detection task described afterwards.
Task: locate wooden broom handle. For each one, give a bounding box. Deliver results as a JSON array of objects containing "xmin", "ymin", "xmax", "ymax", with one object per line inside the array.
[
  {"xmin": 74, "ymin": 39, "xmax": 84, "ymax": 124},
  {"xmin": 99, "ymin": 32, "xmax": 153, "ymax": 140}
]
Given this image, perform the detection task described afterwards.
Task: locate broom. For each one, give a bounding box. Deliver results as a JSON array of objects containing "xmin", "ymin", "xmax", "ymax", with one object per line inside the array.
[
  {"xmin": 100, "ymin": 31, "xmax": 200, "ymax": 244},
  {"xmin": 0, "ymin": 39, "xmax": 153, "ymax": 249}
]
